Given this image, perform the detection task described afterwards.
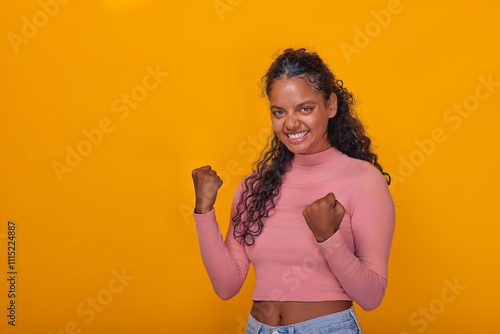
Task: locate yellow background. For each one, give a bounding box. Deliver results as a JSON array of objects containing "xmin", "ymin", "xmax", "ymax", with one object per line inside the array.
[{"xmin": 1, "ymin": 0, "xmax": 499, "ymax": 333}]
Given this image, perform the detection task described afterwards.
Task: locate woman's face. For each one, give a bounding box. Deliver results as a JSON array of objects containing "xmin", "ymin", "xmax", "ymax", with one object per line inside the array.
[{"xmin": 269, "ymin": 76, "xmax": 337, "ymax": 155}]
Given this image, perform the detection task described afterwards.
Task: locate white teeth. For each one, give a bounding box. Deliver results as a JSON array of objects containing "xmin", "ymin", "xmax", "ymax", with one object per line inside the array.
[{"xmin": 287, "ymin": 131, "xmax": 308, "ymax": 140}]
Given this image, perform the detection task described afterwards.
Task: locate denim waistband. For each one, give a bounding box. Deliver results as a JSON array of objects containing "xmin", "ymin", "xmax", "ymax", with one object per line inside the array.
[{"xmin": 245, "ymin": 305, "xmax": 362, "ymax": 334}]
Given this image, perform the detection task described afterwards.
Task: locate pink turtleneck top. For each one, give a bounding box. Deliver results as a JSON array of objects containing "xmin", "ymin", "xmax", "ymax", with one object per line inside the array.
[{"xmin": 193, "ymin": 147, "xmax": 395, "ymax": 311}]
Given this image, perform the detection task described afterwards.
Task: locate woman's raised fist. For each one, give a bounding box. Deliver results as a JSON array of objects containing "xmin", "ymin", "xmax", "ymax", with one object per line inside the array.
[
  {"xmin": 192, "ymin": 165, "xmax": 223, "ymax": 214},
  {"xmin": 302, "ymin": 192, "xmax": 345, "ymax": 243}
]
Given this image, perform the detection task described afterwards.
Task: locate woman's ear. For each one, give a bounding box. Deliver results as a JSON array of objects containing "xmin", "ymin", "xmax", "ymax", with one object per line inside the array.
[{"xmin": 327, "ymin": 92, "xmax": 338, "ymax": 118}]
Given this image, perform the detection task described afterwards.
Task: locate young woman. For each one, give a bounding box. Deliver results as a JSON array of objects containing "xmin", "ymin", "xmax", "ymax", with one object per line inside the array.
[{"xmin": 191, "ymin": 48, "xmax": 395, "ymax": 334}]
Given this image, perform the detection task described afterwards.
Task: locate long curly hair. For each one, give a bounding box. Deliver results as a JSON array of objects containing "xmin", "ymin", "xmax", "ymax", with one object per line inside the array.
[{"xmin": 232, "ymin": 48, "xmax": 390, "ymax": 246}]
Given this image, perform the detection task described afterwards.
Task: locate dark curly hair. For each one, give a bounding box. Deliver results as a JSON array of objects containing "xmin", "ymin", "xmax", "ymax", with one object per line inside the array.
[{"xmin": 232, "ymin": 48, "xmax": 390, "ymax": 246}]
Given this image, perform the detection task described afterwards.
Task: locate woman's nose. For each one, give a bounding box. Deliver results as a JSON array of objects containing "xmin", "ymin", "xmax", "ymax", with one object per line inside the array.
[{"xmin": 284, "ymin": 115, "xmax": 300, "ymax": 130}]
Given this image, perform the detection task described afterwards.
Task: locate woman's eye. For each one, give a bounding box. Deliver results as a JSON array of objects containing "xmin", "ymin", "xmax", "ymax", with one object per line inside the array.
[{"xmin": 272, "ymin": 110, "xmax": 285, "ymax": 116}]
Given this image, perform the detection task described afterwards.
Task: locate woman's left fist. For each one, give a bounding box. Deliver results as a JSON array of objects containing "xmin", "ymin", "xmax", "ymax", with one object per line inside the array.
[{"xmin": 302, "ymin": 192, "xmax": 345, "ymax": 243}]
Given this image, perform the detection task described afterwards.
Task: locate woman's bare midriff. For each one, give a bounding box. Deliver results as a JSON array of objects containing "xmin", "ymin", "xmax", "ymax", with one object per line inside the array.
[{"xmin": 250, "ymin": 300, "xmax": 353, "ymax": 326}]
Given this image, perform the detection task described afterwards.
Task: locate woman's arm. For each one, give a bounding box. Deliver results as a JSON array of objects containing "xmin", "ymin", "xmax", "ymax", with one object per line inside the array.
[
  {"xmin": 193, "ymin": 180, "xmax": 250, "ymax": 300},
  {"xmin": 310, "ymin": 166, "xmax": 396, "ymax": 311}
]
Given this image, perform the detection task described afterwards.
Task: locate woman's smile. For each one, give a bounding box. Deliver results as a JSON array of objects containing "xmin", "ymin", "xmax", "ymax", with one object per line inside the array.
[{"xmin": 286, "ymin": 130, "xmax": 309, "ymax": 141}]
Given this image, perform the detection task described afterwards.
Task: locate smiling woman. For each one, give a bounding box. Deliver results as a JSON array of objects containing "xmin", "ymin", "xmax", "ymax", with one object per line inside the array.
[
  {"xmin": 269, "ymin": 76, "xmax": 337, "ymax": 155},
  {"xmin": 191, "ymin": 48, "xmax": 395, "ymax": 334}
]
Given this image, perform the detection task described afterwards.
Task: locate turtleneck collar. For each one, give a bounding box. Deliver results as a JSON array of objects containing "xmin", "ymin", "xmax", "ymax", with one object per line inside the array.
[{"xmin": 292, "ymin": 146, "xmax": 343, "ymax": 166}]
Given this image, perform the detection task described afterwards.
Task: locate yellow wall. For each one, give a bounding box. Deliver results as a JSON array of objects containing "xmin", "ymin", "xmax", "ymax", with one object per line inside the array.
[{"xmin": 1, "ymin": 0, "xmax": 498, "ymax": 333}]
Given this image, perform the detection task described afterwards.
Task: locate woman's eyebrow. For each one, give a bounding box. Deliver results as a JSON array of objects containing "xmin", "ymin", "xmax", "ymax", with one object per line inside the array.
[
  {"xmin": 270, "ymin": 101, "xmax": 317, "ymax": 110},
  {"xmin": 296, "ymin": 101, "xmax": 316, "ymax": 107}
]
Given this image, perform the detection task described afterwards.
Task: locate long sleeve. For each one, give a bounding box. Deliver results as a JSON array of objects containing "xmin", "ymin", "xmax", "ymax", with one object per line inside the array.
[
  {"xmin": 315, "ymin": 166, "xmax": 395, "ymax": 311},
  {"xmin": 193, "ymin": 180, "xmax": 250, "ymax": 300}
]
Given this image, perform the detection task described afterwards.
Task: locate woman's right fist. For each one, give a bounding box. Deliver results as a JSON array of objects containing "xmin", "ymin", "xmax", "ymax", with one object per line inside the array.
[{"xmin": 192, "ymin": 165, "xmax": 223, "ymax": 214}]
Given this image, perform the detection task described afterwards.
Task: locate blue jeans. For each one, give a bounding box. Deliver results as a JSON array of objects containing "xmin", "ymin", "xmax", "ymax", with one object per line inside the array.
[{"xmin": 245, "ymin": 305, "xmax": 363, "ymax": 334}]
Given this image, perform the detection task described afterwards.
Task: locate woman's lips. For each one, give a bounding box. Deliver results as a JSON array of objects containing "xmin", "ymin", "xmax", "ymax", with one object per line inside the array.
[{"xmin": 285, "ymin": 130, "xmax": 309, "ymax": 143}]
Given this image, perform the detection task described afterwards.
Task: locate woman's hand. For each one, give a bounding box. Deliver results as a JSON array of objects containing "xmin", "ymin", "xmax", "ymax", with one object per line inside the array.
[
  {"xmin": 192, "ymin": 165, "xmax": 223, "ymax": 214},
  {"xmin": 302, "ymin": 192, "xmax": 345, "ymax": 243}
]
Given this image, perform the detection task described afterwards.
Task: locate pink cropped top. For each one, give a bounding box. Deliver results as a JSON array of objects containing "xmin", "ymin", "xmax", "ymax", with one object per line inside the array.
[{"xmin": 193, "ymin": 146, "xmax": 395, "ymax": 311}]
